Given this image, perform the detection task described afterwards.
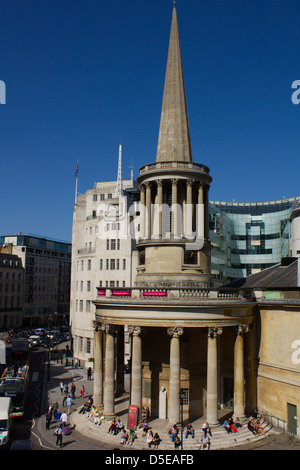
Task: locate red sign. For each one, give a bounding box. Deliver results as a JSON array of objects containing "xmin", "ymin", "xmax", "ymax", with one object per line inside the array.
[
  {"xmin": 143, "ymin": 291, "xmax": 167, "ymax": 297},
  {"xmin": 128, "ymin": 405, "xmax": 138, "ymax": 430},
  {"xmin": 112, "ymin": 290, "xmax": 131, "ymax": 296},
  {"xmin": 97, "ymin": 289, "xmax": 106, "ymax": 296}
]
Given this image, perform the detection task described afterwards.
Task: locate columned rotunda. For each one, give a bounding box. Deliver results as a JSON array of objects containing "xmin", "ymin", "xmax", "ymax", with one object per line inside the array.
[{"xmin": 93, "ymin": 3, "xmax": 255, "ymax": 425}]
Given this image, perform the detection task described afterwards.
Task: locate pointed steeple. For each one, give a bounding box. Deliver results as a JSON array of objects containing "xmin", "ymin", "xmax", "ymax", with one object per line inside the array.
[{"xmin": 156, "ymin": 3, "xmax": 193, "ymax": 163}]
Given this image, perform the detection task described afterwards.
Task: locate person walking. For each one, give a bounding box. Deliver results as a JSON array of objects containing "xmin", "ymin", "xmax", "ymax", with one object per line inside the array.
[
  {"xmin": 71, "ymin": 382, "xmax": 76, "ymax": 399},
  {"xmin": 45, "ymin": 410, "xmax": 52, "ymax": 430},
  {"xmin": 54, "ymin": 423, "xmax": 63, "ymax": 448},
  {"xmin": 66, "ymin": 395, "xmax": 73, "ymax": 414},
  {"xmin": 80, "ymin": 384, "xmax": 85, "ymax": 398},
  {"xmin": 87, "ymin": 367, "xmax": 92, "ymax": 381},
  {"xmin": 60, "ymin": 411, "xmax": 68, "ymax": 427}
]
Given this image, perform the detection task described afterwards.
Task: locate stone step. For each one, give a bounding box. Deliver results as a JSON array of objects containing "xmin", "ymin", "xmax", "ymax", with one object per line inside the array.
[{"xmin": 70, "ymin": 410, "xmax": 281, "ymax": 450}]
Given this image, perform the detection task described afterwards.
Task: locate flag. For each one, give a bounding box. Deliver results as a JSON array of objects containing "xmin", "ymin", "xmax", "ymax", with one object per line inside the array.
[{"xmin": 75, "ymin": 161, "xmax": 78, "ymax": 177}]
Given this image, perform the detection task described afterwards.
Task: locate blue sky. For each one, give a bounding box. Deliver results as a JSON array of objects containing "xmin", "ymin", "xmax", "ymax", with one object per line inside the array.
[{"xmin": 1, "ymin": 0, "xmax": 300, "ymax": 242}]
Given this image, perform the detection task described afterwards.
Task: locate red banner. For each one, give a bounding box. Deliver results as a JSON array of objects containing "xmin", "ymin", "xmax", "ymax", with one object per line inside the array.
[
  {"xmin": 112, "ymin": 290, "xmax": 131, "ymax": 296},
  {"xmin": 143, "ymin": 291, "xmax": 167, "ymax": 297},
  {"xmin": 97, "ymin": 289, "xmax": 106, "ymax": 296}
]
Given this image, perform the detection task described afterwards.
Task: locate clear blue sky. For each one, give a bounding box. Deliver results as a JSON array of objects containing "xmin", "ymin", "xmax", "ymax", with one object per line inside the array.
[{"xmin": 1, "ymin": 0, "xmax": 300, "ymax": 242}]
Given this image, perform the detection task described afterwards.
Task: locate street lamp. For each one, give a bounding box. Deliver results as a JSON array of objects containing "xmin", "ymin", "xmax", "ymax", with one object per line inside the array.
[{"xmin": 179, "ymin": 388, "xmax": 185, "ymax": 450}]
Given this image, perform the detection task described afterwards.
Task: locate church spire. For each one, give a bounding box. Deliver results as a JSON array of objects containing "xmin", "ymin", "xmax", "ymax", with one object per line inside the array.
[{"xmin": 156, "ymin": 2, "xmax": 193, "ymax": 163}]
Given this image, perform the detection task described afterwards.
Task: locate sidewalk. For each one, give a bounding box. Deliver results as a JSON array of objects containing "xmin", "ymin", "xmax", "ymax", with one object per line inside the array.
[
  {"xmin": 33, "ymin": 356, "xmax": 99, "ymax": 450},
  {"xmin": 32, "ymin": 355, "xmax": 282, "ymax": 451}
]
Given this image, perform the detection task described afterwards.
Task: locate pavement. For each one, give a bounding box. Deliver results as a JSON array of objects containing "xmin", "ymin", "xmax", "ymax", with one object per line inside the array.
[{"xmin": 30, "ymin": 349, "xmax": 300, "ymax": 452}]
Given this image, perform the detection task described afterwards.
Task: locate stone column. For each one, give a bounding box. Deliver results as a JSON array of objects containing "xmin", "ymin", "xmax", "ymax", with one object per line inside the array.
[
  {"xmin": 245, "ymin": 324, "xmax": 256, "ymax": 414},
  {"xmin": 207, "ymin": 327, "xmax": 222, "ymax": 425},
  {"xmin": 145, "ymin": 182, "xmax": 152, "ymax": 239},
  {"xmin": 139, "ymin": 184, "xmax": 145, "ymax": 239},
  {"xmin": 167, "ymin": 327, "xmax": 183, "ymax": 424},
  {"xmin": 233, "ymin": 325, "xmax": 248, "ymax": 419},
  {"xmin": 103, "ymin": 324, "xmax": 117, "ymax": 418},
  {"xmin": 197, "ymin": 183, "xmax": 204, "ymax": 240},
  {"xmin": 204, "ymin": 185, "xmax": 209, "ymax": 240},
  {"xmin": 185, "ymin": 179, "xmax": 193, "ymax": 238},
  {"xmin": 157, "ymin": 180, "xmax": 163, "ymax": 238},
  {"xmin": 93, "ymin": 321, "xmax": 104, "ymax": 409},
  {"xmin": 171, "ymin": 179, "xmax": 179, "ymax": 238},
  {"xmin": 129, "ymin": 326, "xmax": 143, "ymax": 413},
  {"xmin": 116, "ymin": 325, "xmax": 125, "ymax": 397}
]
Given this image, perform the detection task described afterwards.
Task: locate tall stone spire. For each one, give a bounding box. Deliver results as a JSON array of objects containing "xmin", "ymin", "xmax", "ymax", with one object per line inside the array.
[{"xmin": 156, "ymin": 2, "xmax": 193, "ymax": 163}]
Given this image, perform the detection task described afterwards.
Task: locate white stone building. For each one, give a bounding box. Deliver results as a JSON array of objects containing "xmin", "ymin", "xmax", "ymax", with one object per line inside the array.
[{"xmin": 70, "ymin": 177, "xmax": 140, "ymax": 366}]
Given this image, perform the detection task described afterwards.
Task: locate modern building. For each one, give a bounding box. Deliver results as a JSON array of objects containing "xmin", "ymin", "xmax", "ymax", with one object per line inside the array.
[
  {"xmin": 210, "ymin": 197, "xmax": 300, "ymax": 283},
  {"xmin": 0, "ymin": 234, "xmax": 71, "ymax": 327},
  {"xmin": 0, "ymin": 252, "xmax": 24, "ymax": 329}
]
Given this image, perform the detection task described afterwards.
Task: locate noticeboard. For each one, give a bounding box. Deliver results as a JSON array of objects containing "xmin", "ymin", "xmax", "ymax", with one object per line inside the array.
[{"xmin": 127, "ymin": 405, "xmax": 139, "ymax": 430}]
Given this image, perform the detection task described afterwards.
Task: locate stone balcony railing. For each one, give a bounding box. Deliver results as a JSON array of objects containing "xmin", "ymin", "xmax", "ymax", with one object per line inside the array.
[
  {"xmin": 139, "ymin": 161, "xmax": 210, "ymax": 176},
  {"xmin": 95, "ymin": 286, "xmax": 240, "ymax": 301}
]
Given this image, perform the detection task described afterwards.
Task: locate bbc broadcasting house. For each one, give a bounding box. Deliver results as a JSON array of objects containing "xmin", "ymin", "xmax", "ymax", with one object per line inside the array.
[{"xmin": 70, "ymin": 4, "xmax": 300, "ymax": 439}]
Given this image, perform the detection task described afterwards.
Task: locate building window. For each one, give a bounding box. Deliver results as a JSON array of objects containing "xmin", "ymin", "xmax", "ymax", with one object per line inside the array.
[
  {"xmin": 100, "ymin": 259, "xmax": 103, "ymax": 270},
  {"xmin": 108, "ymin": 193, "xmax": 112, "ymax": 199},
  {"xmin": 106, "ymin": 259, "xmax": 109, "ymax": 270},
  {"xmin": 86, "ymin": 338, "xmax": 91, "ymax": 354},
  {"xmin": 86, "ymin": 300, "xmax": 91, "ymax": 312},
  {"xmin": 100, "ymin": 194, "xmax": 105, "ymax": 200},
  {"xmin": 87, "ymin": 259, "xmax": 91, "ymax": 270},
  {"xmin": 110, "ymin": 281, "xmax": 115, "ymax": 288},
  {"xmin": 117, "ymin": 239, "xmax": 120, "ymax": 250},
  {"xmin": 111, "ymin": 239, "xmax": 116, "ymax": 250},
  {"xmin": 93, "ymin": 194, "xmax": 97, "ymax": 201},
  {"xmin": 123, "ymin": 259, "xmax": 126, "ymax": 270},
  {"xmin": 87, "ymin": 281, "xmax": 91, "ymax": 292},
  {"xmin": 116, "ymin": 259, "xmax": 120, "ymax": 270},
  {"xmin": 110, "ymin": 259, "xmax": 115, "ymax": 270},
  {"xmin": 106, "ymin": 239, "xmax": 109, "ymax": 250},
  {"xmin": 80, "ymin": 300, "xmax": 83, "ymax": 312}
]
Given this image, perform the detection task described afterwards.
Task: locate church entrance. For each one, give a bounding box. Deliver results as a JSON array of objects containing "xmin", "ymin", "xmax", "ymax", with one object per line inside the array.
[{"xmin": 223, "ymin": 376, "xmax": 234, "ymax": 409}]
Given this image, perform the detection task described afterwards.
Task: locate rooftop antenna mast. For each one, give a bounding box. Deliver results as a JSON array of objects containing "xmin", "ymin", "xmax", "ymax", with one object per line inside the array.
[
  {"xmin": 115, "ymin": 144, "xmax": 123, "ymax": 197},
  {"xmin": 129, "ymin": 159, "xmax": 134, "ymax": 181}
]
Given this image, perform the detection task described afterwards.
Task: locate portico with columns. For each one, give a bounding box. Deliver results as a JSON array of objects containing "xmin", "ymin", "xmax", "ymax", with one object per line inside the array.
[{"xmin": 93, "ymin": 3, "xmax": 256, "ymax": 426}]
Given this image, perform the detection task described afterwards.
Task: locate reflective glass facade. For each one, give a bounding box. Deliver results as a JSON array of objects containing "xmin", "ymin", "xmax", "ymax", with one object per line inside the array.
[{"xmin": 209, "ymin": 197, "xmax": 300, "ymax": 282}]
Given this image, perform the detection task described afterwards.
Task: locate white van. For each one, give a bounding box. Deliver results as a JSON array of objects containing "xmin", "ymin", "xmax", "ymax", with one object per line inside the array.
[{"xmin": 0, "ymin": 397, "xmax": 12, "ymax": 447}]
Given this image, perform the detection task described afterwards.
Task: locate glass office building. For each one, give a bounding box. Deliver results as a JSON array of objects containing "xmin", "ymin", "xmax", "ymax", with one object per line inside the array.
[{"xmin": 209, "ymin": 197, "xmax": 300, "ymax": 283}]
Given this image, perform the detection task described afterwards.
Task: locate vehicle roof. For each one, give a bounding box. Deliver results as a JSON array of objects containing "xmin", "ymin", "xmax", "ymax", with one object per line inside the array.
[{"xmin": 0, "ymin": 397, "xmax": 11, "ymax": 418}]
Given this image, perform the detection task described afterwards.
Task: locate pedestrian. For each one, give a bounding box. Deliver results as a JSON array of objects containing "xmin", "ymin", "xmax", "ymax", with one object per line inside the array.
[
  {"xmin": 59, "ymin": 382, "xmax": 64, "ymax": 395},
  {"xmin": 63, "ymin": 383, "xmax": 69, "ymax": 394},
  {"xmin": 54, "ymin": 423, "xmax": 63, "ymax": 448},
  {"xmin": 71, "ymin": 382, "xmax": 76, "ymax": 399},
  {"xmin": 45, "ymin": 410, "xmax": 52, "ymax": 430},
  {"xmin": 66, "ymin": 395, "xmax": 73, "ymax": 414},
  {"xmin": 52, "ymin": 400, "xmax": 59, "ymax": 417},
  {"xmin": 60, "ymin": 411, "xmax": 68, "ymax": 427},
  {"xmin": 87, "ymin": 367, "xmax": 92, "ymax": 381},
  {"xmin": 62, "ymin": 392, "xmax": 68, "ymax": 408},
  {"xmin": 80, "ymin": 384, "xmax": 85, "ymax": 398},
  {"xmin": 75, "ymin": 358, "xmax": 79, "ymax": 368}
]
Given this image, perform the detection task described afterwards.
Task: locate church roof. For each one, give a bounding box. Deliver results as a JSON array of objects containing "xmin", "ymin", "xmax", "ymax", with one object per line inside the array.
[
  {"xmin": 156, "ymin": 3, "xmax": 193, "ymax": 163},
  {"xmin": 221, "ymin": 258, "xmax": 299, "ymax": 290}
]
